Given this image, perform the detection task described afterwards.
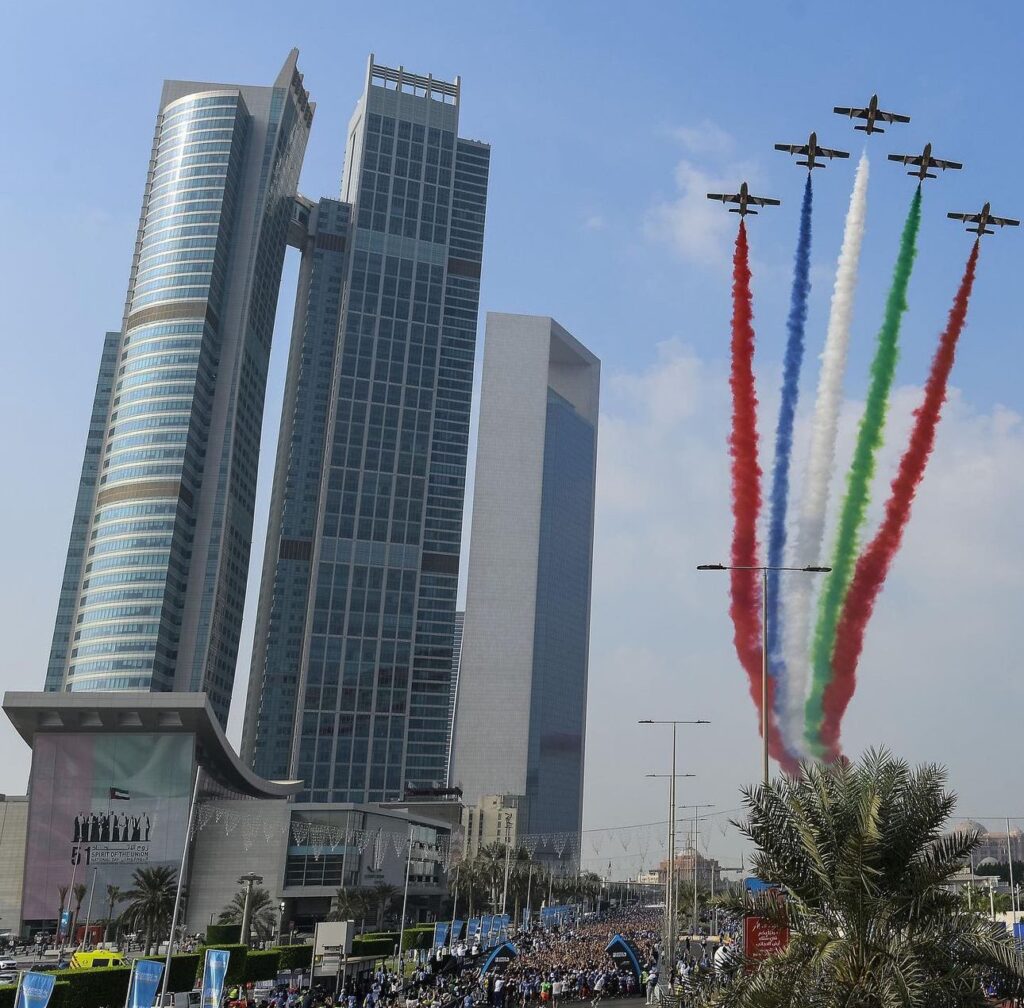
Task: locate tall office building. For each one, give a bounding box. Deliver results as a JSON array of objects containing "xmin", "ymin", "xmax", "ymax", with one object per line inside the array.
[
  {"xmin": 450, "ymin": 314, "xmax": 600, "ymax": 841},
  {"xmin": 45, "ymin": 52, "xmax": 314, "ymax": 725},
  {"xmin": 444, "ymin": 610, "xmax": 464, "ymax": 783},
  {"xmin": 243, "ymin": 59, "xmax": 490, "ymax": 798}
]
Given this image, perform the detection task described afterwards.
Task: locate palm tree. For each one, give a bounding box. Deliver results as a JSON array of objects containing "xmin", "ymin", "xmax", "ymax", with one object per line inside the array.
[
  {"xmin": 56, "ymin": 885, "xmax": 69, "ymax": 936},
  {"xmin": 696, "ymin": 749, "xmax": 1024, "ymax": 1006},
  {"xmin": 369, "ymin": 882, "xmax": 400, "ymax": 929},
  {"xmin": 70, "ymin": 882, "xmax": 88, "ymax": 944},
  {"xmin": 218, "ymin": 886, "xmax": 277, "ymax": 943},
  {"xmin": 119, "ymin": 866, "xmax": 176, "ymax": 955},
  {"xmin": 103, "ymin": 885, "xmax": 122, "ymax": 944},
  {"xmin": 330, "ymin": 888, "xmax": 370, "ymax": 929}
]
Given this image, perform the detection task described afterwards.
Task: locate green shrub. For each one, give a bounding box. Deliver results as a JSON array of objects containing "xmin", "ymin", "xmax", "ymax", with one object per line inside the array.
[
  {"xmin": 60, "ymin": 966, "xmax": 132, "ymax": 1008},
  {"xmin": 143, "ymin": 953, "xmax": 201, "ymax": 994},
  {"xmin": 0, "ymin": 984, "xmax": 15, "ymax": 1008},
  {"xmin": 244, "ymin": 950, "xmax": 281, "ymax": 983},
  {"xmin": 205, "ymin": 924, "xmax": 241, "ymax": 945},
  {"xmin": 356, "ymin": 932, "xmax": 399, "ymax": 944},
  {"xmin": 200, "ymin": 944, "xmax": 248, "ymax": 986},
  {"xmin": 273, "ymin": 944, "xmax": 312, "ymax": 971},
  {"xmin": 403, "ymin": 927, "xmax": 434, "ymax": 950},
  {"xmin": 351, "ymin": 937, "xmax": 393, "ymax": 958}
]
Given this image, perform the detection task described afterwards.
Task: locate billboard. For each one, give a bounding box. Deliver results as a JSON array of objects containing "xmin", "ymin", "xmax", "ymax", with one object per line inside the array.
[{"xmin": 23, "ymin": 733, "xmax": 193, "ymax": 922}]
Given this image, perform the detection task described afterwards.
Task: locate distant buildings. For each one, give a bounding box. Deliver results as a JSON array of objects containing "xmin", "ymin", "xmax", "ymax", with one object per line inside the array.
[
  {"xmin": 657, "ymin": 849, "xmax": 722, "ymax": 891},
  {"xmin": 45, "ymin": 53, "xmax": 314, "ymax": 725},
  {"xmin": 450, "ymin": 315, "xmax": 600, "ymax": 845},
  {"xmin": 462, "ymin": 793, "xmax": 522, "ymax": 859}
]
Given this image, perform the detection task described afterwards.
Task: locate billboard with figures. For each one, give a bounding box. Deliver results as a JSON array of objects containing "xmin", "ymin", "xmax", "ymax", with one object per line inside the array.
[{"xmin": 22, "ymin": 733, "xmax": 193, "ymax": 922}]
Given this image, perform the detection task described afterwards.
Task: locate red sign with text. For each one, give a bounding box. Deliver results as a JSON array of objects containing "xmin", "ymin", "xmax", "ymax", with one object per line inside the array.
[{"xmin": 744, "ymin": 914, "xmax": 789, "ymax": 962}]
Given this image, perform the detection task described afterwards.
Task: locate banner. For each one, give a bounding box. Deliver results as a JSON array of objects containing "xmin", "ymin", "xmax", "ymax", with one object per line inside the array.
[
  {"xmin": 467, "ymin": 918, "xmax": 480, "ymax": 943},
  {"xmin": 126, "ymin": 959, "xmax": 165, "ymax": 1008},
  {"xmin": 432, "ymin": 922, "xmax": 449, "ymax": 949},
  {"xmin": 479, "ymin": 916, "xmax": 492, "ymax": 947},
  {"xmin": 15, "ymin": 973, "xmax": 56, "ymax": 1008},
  {"xmin": 200, "ymin": 949, "xmax": 230, "ymax": 1008},
  {"xmin": 450, "ymin": 920, "xmax": 464, "ymax": 943},
  {"xmin": 521, "ymin": 908, "xmax": 530, "ymax": 930}
]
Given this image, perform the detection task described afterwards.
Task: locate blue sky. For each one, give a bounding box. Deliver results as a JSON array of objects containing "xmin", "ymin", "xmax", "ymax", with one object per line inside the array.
[{"xmin": 3, "ymin": 1, "xmax": 1024, "ymax": 869}]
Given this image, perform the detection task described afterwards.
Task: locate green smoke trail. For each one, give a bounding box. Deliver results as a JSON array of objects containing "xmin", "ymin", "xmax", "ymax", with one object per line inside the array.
[{"xmin": 804, "ymin": 186, "xmax": 922, "ymax": 753}]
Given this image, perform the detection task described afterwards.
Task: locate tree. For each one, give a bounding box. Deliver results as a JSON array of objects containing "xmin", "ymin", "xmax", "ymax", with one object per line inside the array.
[
  {"xmin": 56, "ymin": 885, "xmax": 69, "ymax": 935},
  {"xmin": 104, "ymin": 885, "xmax": 123, "ymax": 944},
  {"xmin": 330, "ymin": 888, "xmax": 370, "ymax": 929},
  {"xmin": 70, "ymin": 882, "xmax": 88, "ymax": 943},
  {"xmin": 218, "ymin": 886, "xmax": 277, "ymax": 943},
  {"xmin": 119, "ymin": 866, "xmax": 177, "ymax": 954},
  {"xmin": 368, "ymin": 883, "xmax": 400, "ymax": 929},
  {"xmin": 696, "ymin": 749, "xmax": 1024, "ymax": 1006}
]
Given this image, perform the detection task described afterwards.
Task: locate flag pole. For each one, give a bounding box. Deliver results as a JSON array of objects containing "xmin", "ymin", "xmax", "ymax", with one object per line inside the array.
[{"xmin": 159, "ymin": 766, "xmax": 202, "ymax": 1005}]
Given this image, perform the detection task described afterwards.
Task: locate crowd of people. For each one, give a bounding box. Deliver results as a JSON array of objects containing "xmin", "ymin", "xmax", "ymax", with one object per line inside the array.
[{"xmin": 246, "ymin": 905, "xmax": 744, "ymax": 1008}]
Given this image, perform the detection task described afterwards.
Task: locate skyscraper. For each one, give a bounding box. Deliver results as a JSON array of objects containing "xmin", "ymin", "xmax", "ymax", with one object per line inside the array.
[
  {"xmin": 450, "ymin": 314, "xmax": 600, "ymax": 840},
  {"xmin": 45, "ymin": 52, "xmax": 314, "ymax": 726},
  {"xmin": 243, "ymin": 58, "xmax": 490, "ymax": 798}
]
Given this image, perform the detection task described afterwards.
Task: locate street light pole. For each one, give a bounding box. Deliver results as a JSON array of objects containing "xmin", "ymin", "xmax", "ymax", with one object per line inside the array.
[
  {"xmin": 697, "ymin": 564, "xmax": 830, "ymax": 784},
  {"xmin": 639, "ymin": 718, "xmax": 709, "ymax": 999},
  {"xmin": 237, "ymin": 872, "xmax": 264, "ymax": 948},
  {"xmin": 82, "ymin": 867, "xmax": 98, "ymax": 949}
]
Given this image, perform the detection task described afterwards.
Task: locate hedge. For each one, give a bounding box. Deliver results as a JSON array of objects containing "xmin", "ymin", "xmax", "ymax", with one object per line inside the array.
[
  {"xmin": 274, "ymin": 944, "xmax": 312, "ymax": 971},
  {"xmin": 59, "ymin": 966, "xmax": 132, "ymax": 1008},
  {"xmin": 351, "ymin": 937, "xmax": 393, "ymax": 958},
  {"xmin": 143, "ymin": 953, "xmax": 201, "ymax": 993},
  {"xmin": 403, "ymin": 927, "xmax": 434, "ymax": 951},
  {"xmin": 0, "ymin": 982, "xmax": 69, "ymax": 1008},
  {"xmin": 200, "ymin": 944, "xmax": 248, "ymax": 985},
  {"xmin": 205, "ymin": 923, "xmax": 241, "ymax": 945},
  {"xmin": 357, "ymin": 932, "xmax": 399, "ymax": 944},
  {"xmin": 244, "ymin": 950, "xmax": 280, "ymax": 983}
]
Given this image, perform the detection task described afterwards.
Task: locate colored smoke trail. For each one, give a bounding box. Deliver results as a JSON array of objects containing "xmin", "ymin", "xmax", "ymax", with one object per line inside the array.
[
  {"xmin": 766, "ymin": 173, "xmax": 813, "ymax": 697},
  {"xmin": 805, "ymin": 186, "xmax": 923, "ymax": 753},
  {"xmin": 779, "ymin": 152, "xmax": 869, "ymax": 757},
  {"xmin": 820, "ymin": 241, "xmax": 980, "ymax": 760},
  {"xmin": 727, "ymin": 222, "xmax": 793, "ymax": 772}
]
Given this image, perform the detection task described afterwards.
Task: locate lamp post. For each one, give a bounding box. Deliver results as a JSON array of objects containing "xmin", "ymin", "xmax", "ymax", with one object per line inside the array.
[
  {"xmin": 677, "ymin": 804, "xmax": 715, "ymax": 936},
  {"xmin": 639, "ymin": 718, "xmax": 709, "ymax": 1000},
  {"xmin": 81, "ymin": 867, "xmax": 99, "ymax": 949},
  {"xmin": 277, "ymin": 900, "xmax": 286, "ymax": 946},
  {"xmin": 697, "ymin": 563, "xmax": 830, "ymax": 784},
  {"xmin": 237, "ymin": 872, "xmax": 264, "ymax": 948}
]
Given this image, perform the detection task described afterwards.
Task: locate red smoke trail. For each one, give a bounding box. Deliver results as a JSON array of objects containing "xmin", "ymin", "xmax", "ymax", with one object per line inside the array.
[
  {"xmin": 821, "ymin": 240, "xmax": 980, "ymax": 761},
  {"xmin": 729, "ymin": 223, "xmax": 794, "ymax": 774}
]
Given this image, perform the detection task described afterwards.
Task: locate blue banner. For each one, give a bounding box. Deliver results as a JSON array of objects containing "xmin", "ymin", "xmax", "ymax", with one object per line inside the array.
[
  {"xmin": 467, "ymin": 918, "xmax": 480, "ymax": 942},
  {"xmin": 451, "ymin": 919, "xmax": 464, "ymax": 942},
  {"xmin": 521, "ymin": 907, "xmax": 530, "ymax": 930},
  {"xmin": 201, "ymin": 949, "xmax": 230, "ymax": 1008},
  {"xmin": 479, "ymin": 916, "xmax": 493, "ymax": 946},
  {"xmin": 126, "ymin": 959, "xmax": 164, "ymax": 1008},
  {"xmin": 432, "ymin": 922, "xmax": 449, "ymax": 949},
  {"xmin": 15, "ymin": 973, "xmax": 56, "ymax": 1008}
]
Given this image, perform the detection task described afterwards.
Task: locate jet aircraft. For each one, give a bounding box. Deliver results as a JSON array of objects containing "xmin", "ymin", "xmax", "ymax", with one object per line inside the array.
[
  {"xmin": 947, "ymin": 202, "xmax": 1019, "ymax": 236},
  {"xmin": 833, "ymin": 94, "xmax": 910, "ymax": 134},
  {"xmin": 775, "ymin": 131, "xmax": 849, "ymax": 170},
  {"xmin": 888, "ymin": 143, "xmax": 962, "ymax": 181},
  {"xmin": 706, "ymin": 182, "xmax": 781, "ymax": 216}
]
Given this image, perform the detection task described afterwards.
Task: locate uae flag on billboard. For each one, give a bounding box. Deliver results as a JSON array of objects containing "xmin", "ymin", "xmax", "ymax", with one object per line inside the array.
[{"xmin": 109, "ymin": 788, "xmax": 131, "ymax": 801}]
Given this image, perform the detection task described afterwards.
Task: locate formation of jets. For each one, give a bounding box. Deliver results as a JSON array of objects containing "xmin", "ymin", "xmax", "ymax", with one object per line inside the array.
[{"xmin": 705, "ymin": 92, "xmax": 1015, "ymax": 239}]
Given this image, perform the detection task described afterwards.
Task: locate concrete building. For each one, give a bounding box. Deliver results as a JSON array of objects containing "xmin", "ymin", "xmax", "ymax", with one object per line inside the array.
[
  {"xmin": 45, "ymin": 53, "xmax": 314, "ymax": 726},
  {"xmin": 656, "ymin": 849, "xmax": 722, "ymax": 891},
  {"xmin": 450, "ymin": 315, "xmax": 600, "ymax": 844},
  {"xmin": 2, "ymin": 692, "xmax": 453, "ymax": 935},
  {"xmin": 243, "ymin": 58, "xmax": 490, "ymax": 799},
  {"xmin": 445, "ymin": 611, "xmax": 464, "ymax": 784},
  {"xmin": 462, "ymin": 794, "xmax": 521, "ymax": 859}
]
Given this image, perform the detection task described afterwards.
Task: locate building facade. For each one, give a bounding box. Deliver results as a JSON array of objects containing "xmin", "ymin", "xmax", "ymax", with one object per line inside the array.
[
  {"xmin": 445, "ymin": 610, "xmax": 464, "ymax": 783},
  {"xmin": 450, "ymin": 315, "xmax": 600, "ymax": 842},
  {"xmin": 656, "ymin": 849, "xmax": 722, "ymax": 891},
  {"xmin": 461, "ymin": 793, "xmax": 521, "ymax": 859},
  {"xmin": 243, "ymin": 59, "xmax": 490, "ymax": 800},
  {"xmin": 45, "ymin": 53, "xmax": 313, "ymax": 726}
]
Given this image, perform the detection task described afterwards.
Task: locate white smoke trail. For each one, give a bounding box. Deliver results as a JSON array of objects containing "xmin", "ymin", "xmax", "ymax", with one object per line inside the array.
[{"xmin": 779, "ymin": 151, "xmax": 870, "ymax": 759}]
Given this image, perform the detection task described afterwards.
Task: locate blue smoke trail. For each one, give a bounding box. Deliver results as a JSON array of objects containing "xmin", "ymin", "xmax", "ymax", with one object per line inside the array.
[{"xmin": 767, "ymin": 174, "xmax": 813, "ymax": 696}]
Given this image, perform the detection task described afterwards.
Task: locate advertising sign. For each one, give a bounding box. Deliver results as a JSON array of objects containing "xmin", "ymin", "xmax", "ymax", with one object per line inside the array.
[
  {"xmin": 450, "ymin": 920, "xmax": 464, "ymax": 942},
  {"xmin": 432, "ymin": 922, "xmax": 449, "ymax": 949},
  {"xmin": 467, "ymin": 918, "xmax": 480, "ymax": 942},
  {"xmin": 23, "ymin": 734, "xmax": 192, "ymax": 922},
  {"xmin": 743, "ymin": 915, "xmax": 789, "ymax": 964},
  {"xmin": 14, "ymin": 972, "xmax": 56, "ymax": 1008},
  {"xmin": 479, "ymin": 916, "xmax": 493, "ymax": 946},
  {"xmin": 200, "ymin": 949, "xmax": 230, "ymax": 1008},
  {"xmin": 126, "ymin": 958, "xmax": 165, "ymax": 1008},
  {"xmin": 480, "ymin": 942, "xmax": 518, "ymax": 975}
]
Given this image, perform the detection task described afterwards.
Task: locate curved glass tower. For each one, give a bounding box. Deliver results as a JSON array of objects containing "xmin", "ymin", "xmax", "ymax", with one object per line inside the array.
[{"xmin": 47, "ymin": 52, "xmax": 313, "ymax": 725}]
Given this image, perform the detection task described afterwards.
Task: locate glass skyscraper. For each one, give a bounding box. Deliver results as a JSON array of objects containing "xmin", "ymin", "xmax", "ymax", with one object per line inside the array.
[
  {"xmin": 243, "ymin": 59, "xmax": 489, "ymax": 800},
  {"xmin": 45, "ymin": 52, "xmax": 313, "ymax": 726},
  {"xmin": 450, "ymin": 314, "xmax": 599, "ymax": 843}
]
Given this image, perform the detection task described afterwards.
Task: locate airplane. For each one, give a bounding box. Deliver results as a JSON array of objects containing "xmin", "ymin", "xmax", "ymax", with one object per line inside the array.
[
  {"xmin": 947, "ymin": 202, "xmax": 1020, "ymax": 236},
  {"xmin": 775, "ymin": 131, "xmax": 850, "ymax": 170},
  {"xmin": 833, "ymin": 93, "xmax": 910, "ymax": 134},
  {"xmin": 774, "ymin": 131, "xmax": 847, "ymax": 170},
  {"xmin": 706, "ymin": 182, "xmax": 781, "ymax": 216},
  {"xmin": 887, "ymin": 142, "xmax": 962, "ymax": 181}
]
